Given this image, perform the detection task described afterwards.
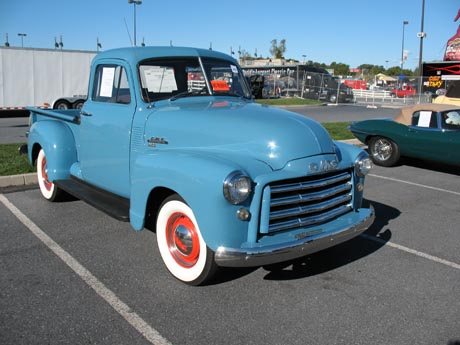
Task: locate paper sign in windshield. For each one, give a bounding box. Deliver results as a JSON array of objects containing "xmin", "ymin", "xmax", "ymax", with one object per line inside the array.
[
  {"xmin": 143, "ymin": 66, "xmax": 178, "ymax": 93},
  {"xmin": 418, "ymin": 111, "xmax": 432, "ymax": 128},
  {"xmin": 100, "ymin": 67, "xmax": 115, "ymax": 97},
  {"xmin": 230, "ymin": 65, "xmax": 238, "ymax": 74}
]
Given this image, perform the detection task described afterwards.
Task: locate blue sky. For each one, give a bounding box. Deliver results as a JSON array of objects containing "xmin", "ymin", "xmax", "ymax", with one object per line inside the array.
[{"xmin": 0, "ymin": 0, "xmax": 458, "ymax": 70}]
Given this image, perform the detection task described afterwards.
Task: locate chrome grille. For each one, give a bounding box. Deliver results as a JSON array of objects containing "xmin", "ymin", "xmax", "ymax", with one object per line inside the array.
[{"xmin": 266, "ymin": 170, "xmax": 353, "ymax": 233}]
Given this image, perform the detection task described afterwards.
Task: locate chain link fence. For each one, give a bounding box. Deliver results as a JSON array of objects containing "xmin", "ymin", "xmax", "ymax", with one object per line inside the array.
[
  {"xmin": 243, "ymin": 67, "xmax": 443, "ymax": 106},
  {"xmin": 244, "ymin": 67, "xmax": 353, "ymax": 103}
]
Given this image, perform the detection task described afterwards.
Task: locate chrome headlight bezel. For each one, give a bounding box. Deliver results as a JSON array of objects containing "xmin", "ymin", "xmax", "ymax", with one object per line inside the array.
[
  {"xmin": 354, "ymin": 151, "xmax": 373, "ymax": 177},
  {"xmin": 223, "ymin": 171, "xmax": 252, "ymax": 205}
]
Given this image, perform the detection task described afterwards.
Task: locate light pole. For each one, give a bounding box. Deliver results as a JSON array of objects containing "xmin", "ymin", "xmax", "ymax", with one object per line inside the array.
[
  {"xmin": 302, "ymin": 54, "xmax": 306, "ymax": 64},
  {"xmin": 417, "ymin": 0, "xmax": 426, "ymax": 97},
  {"xmin": 128, "ymin": 0, "xmax": 142, "ymax": 46},
  {"xmin": 17, "ymin": 33, "xmax": 27, "ymax": 47},
  {"xmin": 400, "ymin": 21, "xmax": 409, "ymax": 70}
]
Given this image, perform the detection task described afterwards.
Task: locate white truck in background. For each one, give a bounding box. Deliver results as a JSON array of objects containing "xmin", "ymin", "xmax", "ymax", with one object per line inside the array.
[{"xmin": 0, "ymin": 47, "xmax": 96, "ymax": 112}]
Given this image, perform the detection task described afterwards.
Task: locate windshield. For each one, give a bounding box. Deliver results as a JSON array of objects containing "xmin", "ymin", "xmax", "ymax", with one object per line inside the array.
[{"xmin": 138, "ymin": 57, "xmax": 251, "ymax": 102}]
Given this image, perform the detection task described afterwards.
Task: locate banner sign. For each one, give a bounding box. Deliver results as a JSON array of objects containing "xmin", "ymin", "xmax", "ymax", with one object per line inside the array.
[{"xmin": 445, "ymin": 9, "xmax": 460, "ymax": 61}]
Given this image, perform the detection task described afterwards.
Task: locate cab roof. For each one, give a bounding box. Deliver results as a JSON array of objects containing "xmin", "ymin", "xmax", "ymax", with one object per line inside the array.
[{"xmin": 93, "ymin": 46, "xmax": 236, "ymax": 65}]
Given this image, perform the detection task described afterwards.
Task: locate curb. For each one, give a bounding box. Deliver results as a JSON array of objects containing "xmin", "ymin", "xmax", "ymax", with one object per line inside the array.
[
  {"xmin": 0, "ymin": 173, "xmax": 37, "ymax": 189},
  {"xmin": 340, "ymin": 138, "xmax": 364, "ymax": 146},
  {"xmin": 0, "ymin": 139, "xmax": 365, "ymax": 190}
]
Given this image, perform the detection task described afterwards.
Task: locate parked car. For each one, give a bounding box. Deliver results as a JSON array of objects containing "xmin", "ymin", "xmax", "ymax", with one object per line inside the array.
[
  {"xmin": 390, "ymin": 85, "xmax": 416, "ymax": 98},
  {"xmin": 26, "ymin": 46, "xmax": 374, "ymax": 285},
  {"xmin": 349, "ymin": 104, "xmax": 460, "ymax": 166}
]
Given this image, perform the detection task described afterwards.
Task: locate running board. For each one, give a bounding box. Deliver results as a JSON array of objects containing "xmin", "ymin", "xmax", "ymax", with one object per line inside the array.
[{"xmin": 54, "ymin": 177, "xmax": 130, "ymax": 221}]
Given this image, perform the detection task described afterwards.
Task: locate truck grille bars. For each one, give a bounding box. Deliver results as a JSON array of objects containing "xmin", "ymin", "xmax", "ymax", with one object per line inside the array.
[{"xmin": 262, "ymin": 170, "xmax": 353, "ymax": 233}]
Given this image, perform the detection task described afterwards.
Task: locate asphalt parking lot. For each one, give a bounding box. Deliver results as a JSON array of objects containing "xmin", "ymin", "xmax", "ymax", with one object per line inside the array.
[{"xmin": 1, "ymin": 159, "xmax": 459, "ymax": 345}]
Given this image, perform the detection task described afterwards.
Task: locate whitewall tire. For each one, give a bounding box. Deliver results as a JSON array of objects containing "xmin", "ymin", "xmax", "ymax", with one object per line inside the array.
[
  {"xmin": 156, "ymin": 195, "xmax": 217, "ymax": 285},
  {"xmin": 36, "ymin": 149, "xmax": 64, "ymax": 201}
]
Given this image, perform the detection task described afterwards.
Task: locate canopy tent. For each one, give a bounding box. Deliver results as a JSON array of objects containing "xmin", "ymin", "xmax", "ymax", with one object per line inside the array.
[{"xmin": 375, "ymin": 73, "xmax": 397, "ymax": 82}]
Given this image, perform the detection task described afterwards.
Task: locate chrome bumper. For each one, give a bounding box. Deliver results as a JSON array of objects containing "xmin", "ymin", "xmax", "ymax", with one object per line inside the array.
[{"xmin": 214, "ymin": 207, "xmax": 375, "ymax": 268}]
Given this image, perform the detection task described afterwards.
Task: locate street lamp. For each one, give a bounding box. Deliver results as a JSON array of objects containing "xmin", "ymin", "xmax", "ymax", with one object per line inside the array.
[
  {"xmin": 302, "ymin": 54, "xmax": 306, "ymax": 64},
  {"xmin": 400, "ymin": 21, "xmax": 409, "ymax": 70},
  {"xmin": 417, "ymin": 0, "xmax": 426, "ymax": 97},
  {"xmin": 17, "ymin": 33, "xmax": 27, "ymax": 47},
  {"xmin": 128, "ymin": 0, "xmax": 142, "ymax": 46}
]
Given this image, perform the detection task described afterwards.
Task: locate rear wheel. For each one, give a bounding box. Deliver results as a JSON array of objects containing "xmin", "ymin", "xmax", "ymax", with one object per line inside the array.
[
  {"xmin": 54, "ymin": 100, "xmax": 70, "ymax": 110},
  {"xmin": 156, "ymin": 195, "xmax": 218, "ymax": 285},
  {"xmin": 73, "ymin": 100, "xmax": 85, "ymax": 110},
  {"xmin": 36, "ymin": 149, "xmax": 66, "ymax": 201},
  {"xmin": 368, "ymin": 136, "xmax": 400, "ymax": 167}
]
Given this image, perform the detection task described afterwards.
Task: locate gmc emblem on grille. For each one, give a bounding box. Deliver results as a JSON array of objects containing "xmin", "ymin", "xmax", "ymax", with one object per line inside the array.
[{"xmin": 309, "ymin": 159, "xmax": 338, "ymax": 173}]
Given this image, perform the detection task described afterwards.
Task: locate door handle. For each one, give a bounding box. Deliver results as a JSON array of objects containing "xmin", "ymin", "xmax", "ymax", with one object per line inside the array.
[{"xmin": 80, "ymin": 111, "xmax": 92, "ymax": 116}]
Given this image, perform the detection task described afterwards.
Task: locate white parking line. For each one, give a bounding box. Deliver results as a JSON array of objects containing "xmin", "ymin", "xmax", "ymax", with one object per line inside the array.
[
  {"xmin": 361, "ymin": 234, "xmax": 460, "ymax": 270},
  {"xmin": 369, "ymin": 174, "xmax": 460, "ymax": 196},
  {"xmin": 0, "ymin": 194, "xmax": 172, "ymax": 345}
]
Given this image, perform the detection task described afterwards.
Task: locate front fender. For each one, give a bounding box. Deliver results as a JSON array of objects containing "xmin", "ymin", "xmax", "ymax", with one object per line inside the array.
[
  {"xmin": 130, "ymin": 150, "xmax": 263, "ymax": 251},
  {"xmin": 28, "ymin": 120, "xmax": 77, "ymax": 181}
]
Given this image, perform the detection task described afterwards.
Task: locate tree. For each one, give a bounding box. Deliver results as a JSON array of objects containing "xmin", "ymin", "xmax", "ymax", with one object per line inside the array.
[
  {"xmin": 330, "ymin": 62, "xmax": 350, "ymax": 76},
  {"xmin": 270, "ymin": 39, "xmax": 286, "ymax": 59}
]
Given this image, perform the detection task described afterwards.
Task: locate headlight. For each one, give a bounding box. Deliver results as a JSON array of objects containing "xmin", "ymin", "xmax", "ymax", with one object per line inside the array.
[
  {"xmin": 223, "ymin": 171, "xmax": 252, "ymax": 205},
  {"xmin": 354, "ymin": 151, "xmax": 372, "ymax": 177}
]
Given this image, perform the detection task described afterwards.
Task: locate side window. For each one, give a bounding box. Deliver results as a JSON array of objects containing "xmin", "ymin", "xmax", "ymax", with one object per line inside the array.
[
  {"xmin": 442, "ymin": 111, "xmax": 460, "ymax": 130},
  {"xmin": 92, "ymin": 65, "xmax": 131, "ymax": 104},
  {"xmin": 411, "ymin": 111, "xmax": 438, "ymax": 129}
]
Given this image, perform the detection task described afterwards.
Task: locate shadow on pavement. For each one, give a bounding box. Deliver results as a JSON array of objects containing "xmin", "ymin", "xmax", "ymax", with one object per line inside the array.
[
  {"xmin": 261, "ymin": 199, "xmax": 400, "ymax": 281},
  {"xmin": 400, "ymin": 157, "xmax": 460, "ymax": 176}
]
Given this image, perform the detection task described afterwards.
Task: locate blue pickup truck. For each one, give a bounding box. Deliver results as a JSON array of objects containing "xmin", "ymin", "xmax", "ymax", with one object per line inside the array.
[{"xmin": 26, "ymin": 47, "xmax": 375, "ymax": 285}]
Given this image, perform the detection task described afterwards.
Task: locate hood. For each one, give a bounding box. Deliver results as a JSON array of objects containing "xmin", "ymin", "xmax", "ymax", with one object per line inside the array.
[{"xmin": 144, "ymin": 98, "xmax": 335, "ymax": 170}]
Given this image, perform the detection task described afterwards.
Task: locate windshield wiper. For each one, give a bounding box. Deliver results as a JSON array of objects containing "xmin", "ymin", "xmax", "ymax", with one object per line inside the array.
[{"xmin": 170, "ymin": 86, "xmax": 208, "ymax": 101}]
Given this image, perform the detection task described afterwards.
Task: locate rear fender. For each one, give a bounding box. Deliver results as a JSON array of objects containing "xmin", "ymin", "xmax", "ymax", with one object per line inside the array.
[{"xmin": 28, "ymin": 120, "xmax": 77, "ymax": 181}]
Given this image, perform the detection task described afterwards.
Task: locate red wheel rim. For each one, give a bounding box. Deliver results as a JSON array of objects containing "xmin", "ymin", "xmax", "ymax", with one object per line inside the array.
[
  {"xmin": 166, "ymin": 212, "xmax": 200, "ymax": 268},
  {"xmin": 41, "ymin": 156, "xmax": 53, "ymax": 191}
]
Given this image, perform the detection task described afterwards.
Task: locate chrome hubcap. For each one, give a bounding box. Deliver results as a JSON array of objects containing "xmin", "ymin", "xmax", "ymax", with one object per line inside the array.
[
  {"xmin": 166, "ymin": 213, "xmax": 200, "ymax": 268},
  {"xmin": 174, "ymin": 225, "xmax": 193, "ymax": 256},
  {"xmin": 373, "ymin": 139, "xmax": 392, "ymax": 161}
]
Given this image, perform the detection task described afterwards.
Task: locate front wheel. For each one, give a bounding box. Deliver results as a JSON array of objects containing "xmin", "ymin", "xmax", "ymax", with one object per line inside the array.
[
  {"xmin": 156, "ymin": 195, "xmax": 218, "ymax": 285},
  {"xmin": 368, "ymin": 136, "xmax": 400, "ymax": 167},
  {"xmin": 36, "ymin": 149, "xmax": 66, "ymax": 201}
]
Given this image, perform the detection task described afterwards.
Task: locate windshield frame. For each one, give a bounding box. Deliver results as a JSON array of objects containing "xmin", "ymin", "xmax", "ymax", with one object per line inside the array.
[{"xmin": 137, "ymin": 55, "xmax": 251, "ymax": 103}]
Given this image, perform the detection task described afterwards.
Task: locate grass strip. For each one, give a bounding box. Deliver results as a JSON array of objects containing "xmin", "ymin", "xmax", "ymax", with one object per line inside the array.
[
  {"xmin": 0, "ymin": 143, "xmax": 35, "ymax": 176},
  {"xmin": 322, "ymin": 122, "xmax": 353, "ymax": 140}
]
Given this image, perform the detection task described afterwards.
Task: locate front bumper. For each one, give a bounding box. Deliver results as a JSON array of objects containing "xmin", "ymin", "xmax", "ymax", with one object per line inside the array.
[{"xmin": 214, "ymin": 206, "xmax": 374, "ymax": 267}]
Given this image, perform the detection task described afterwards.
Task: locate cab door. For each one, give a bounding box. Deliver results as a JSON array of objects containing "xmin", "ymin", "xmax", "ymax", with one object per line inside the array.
[
  {"xmin": 79, "ymin": 61, "xmax": 136, "ymax": 197},
  {"xmin": 406, "ymin": 111, "xmax": 445, "ymax": 161}
]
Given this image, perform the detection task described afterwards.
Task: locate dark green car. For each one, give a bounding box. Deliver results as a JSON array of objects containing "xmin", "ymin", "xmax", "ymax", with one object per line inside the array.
[{"xmin": 349, "ymin": 104, "xmax": 460, "ymax": 166}]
